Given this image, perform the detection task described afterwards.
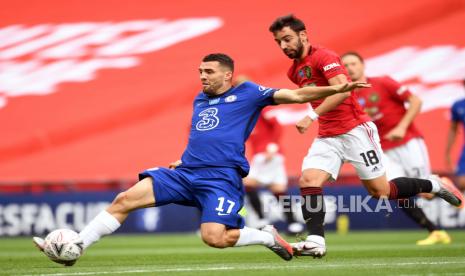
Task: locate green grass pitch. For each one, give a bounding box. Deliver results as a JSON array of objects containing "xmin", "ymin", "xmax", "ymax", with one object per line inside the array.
[{"xmin": 1, "ymin": 230, "xmax": 465, "ymax": 275}]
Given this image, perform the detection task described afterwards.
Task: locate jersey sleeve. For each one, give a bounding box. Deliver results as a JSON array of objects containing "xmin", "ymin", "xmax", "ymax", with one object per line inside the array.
[
  {"xmin": 317, "ymin": 49, "xmax": 348, "ymax": 81},
  {"xmin": 382, "ymin": 76, "xmax": 412, "ymax": 102},
  {"xmin": 244, "ymin": 81, "xmax": 278, "ymax": 107}
]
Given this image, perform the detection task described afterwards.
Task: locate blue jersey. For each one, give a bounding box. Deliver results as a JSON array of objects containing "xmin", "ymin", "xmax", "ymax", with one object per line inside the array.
[
  {"xmin": 451, "ymin": 98, "xmax": 465, "ymax": 175},
  {"xmin": 451, "ymin": 98, "xmax": 465, "ymax": 144},
  {"xmin": 180, "ymin": 81, "xmax": 277, "ymax": 176},
  {"xmin": 451, "ymin": 98, "xmax": 465, "ymax": 128}
]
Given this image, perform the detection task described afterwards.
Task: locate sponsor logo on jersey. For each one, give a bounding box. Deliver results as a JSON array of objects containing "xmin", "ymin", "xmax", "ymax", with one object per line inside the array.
[
  {"xmin": 225, "ymin": 95, "xmax": 237, "ymax": 103},
  {"xmin": 196, "ymin": 107, "xmax": 220, "ymax": 131},
  {"xmin": 323, "ymin": 62, "xmax": 340, "ymax": 71},
  {"xmin": 209, "ymin": 98, "xmax": 220, "ymax": 105}
]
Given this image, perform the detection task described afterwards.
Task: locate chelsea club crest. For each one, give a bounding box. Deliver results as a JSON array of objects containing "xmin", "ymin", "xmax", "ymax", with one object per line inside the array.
[{"xmin": 225, "ymin": 95, "xmax": 237, "ymax": 103}]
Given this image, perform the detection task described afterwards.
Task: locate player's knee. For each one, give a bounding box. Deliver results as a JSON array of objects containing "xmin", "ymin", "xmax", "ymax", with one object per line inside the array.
[
  {"xmin": 299, "ymin": 175, "xmax": 322, "ymax": 188},
  {"xmin": 270, "ymin": 184, "xmax": 286, "ymax": 194},
  {"xmin": 111, "ymin": 191, "xmax": 132, "ymax": 213},
  {"xmin": 243, "ymin": 177, "xmax": 258, "ymax": 188},
  {"xmin": 202, "ymin": 235, "xmax": 227, "ymax": 248},
  {"xmin": 201, "ymin": 230, "xmax": 227, "ymax": 248}
]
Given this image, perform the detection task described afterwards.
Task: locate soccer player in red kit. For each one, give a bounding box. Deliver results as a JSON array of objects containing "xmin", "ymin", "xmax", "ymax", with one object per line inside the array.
[
  {"xmin": 268, "ymin": 14, "xmax": 464, "ymax": 257},
  {"xmin": 342, "ymin": 52, "xmax": 451, "ymax": 245}
]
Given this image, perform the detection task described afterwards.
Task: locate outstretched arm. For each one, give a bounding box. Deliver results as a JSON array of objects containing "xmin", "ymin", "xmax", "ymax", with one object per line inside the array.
[
  {"xmin": 273, "ymin": 81, "xmax": 370, "ymax": 104},
  {"xmin": 294, "ymin": 74, "xmax": 352, "ymax": 134},
  {"xmin": 312, "ymin": 74, "xmax": 351, "ymax": 115}
]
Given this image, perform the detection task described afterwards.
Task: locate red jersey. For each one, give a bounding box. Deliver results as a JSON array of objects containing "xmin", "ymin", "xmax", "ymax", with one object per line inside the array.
[
  {"xmin": 288, "ymin": 45, "xmax": 369, "ymax": 137},
  {"xmin": 248, "ymin": 108, "xmax": 282, "ymax": 155},
  {"xmin": 355, "ymin": 76, "xmax": 422, "ymax": 150}
]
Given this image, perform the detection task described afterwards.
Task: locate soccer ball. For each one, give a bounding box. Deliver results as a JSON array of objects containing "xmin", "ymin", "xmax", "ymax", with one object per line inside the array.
[{"xmin": 43, "ymin": 229, "xmax": 83, "ymax": 262}]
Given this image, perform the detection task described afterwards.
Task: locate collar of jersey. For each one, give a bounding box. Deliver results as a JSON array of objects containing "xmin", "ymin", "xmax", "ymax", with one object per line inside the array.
[{"xmin": 202, "ymin": 86, "xmax": 236, "ymax": 99}]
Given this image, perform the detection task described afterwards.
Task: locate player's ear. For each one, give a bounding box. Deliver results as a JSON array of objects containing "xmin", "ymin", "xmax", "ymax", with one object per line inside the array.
[
  {"xmin": 224, "ymin": 71, "xmax": 233, "ymax": 82},
  {"xmin": 299, "ymin": 30, "xmax": 308, "ymax": 44}
]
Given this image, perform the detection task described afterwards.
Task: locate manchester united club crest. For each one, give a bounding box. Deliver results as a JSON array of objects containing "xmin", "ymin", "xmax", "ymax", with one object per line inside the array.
[
  {"xmin": 304, "ymin": 66, "xmax": 312, "ymax": 79},
  {"xmin": 369, "ymin": 92, "xmax": 380, "ymax": 103},
  {"xmin": 298, "ymin": 66, "xmax": 312, "ymax": 79}
]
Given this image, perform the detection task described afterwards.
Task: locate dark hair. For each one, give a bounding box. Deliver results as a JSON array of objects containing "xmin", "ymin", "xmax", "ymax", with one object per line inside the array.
[
  {"xmin": 269, "ymin": 14, "xmax": 306, "ymax": 34},
  {"xmin": 202, "ymin": 53, "xmax": 234, "ymax": 72},
  {"xmin": 341, "ymin": 51, "xmax": 364, "ymax": 63}
]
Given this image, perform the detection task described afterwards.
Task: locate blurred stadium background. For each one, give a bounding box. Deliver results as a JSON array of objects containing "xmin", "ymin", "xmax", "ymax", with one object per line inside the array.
[{"xmin": 1, "ymin": 0, "xmax": 465, "ymax": 237}]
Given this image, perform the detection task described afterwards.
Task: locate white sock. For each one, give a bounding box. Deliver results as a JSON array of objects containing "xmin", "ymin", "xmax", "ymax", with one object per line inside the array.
[
  {"xmin": 429, "ymin": 177, "xmax": 441, "ymax": 193},
  {"xmin": 79, "ymin": 210, "xmax": 121, "ymax": 249},
  {"xmin": 234, "ymin": 226, "xmax": 274, "ymax": 247},
  {"xmin": 306, "ymin": 235, "xmax": 326, "ymax": 246}
]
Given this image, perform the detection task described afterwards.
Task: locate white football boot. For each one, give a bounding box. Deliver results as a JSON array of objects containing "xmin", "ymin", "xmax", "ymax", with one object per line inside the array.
[{"xmin": 291, "ymin": 235, "xmax": 326, "ymax": 258}]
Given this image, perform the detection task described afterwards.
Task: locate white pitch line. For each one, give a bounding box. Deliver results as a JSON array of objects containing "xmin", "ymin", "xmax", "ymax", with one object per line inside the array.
[{"xmin": 16, "ymin": 260, "xmax": 465, "ymax": 276}]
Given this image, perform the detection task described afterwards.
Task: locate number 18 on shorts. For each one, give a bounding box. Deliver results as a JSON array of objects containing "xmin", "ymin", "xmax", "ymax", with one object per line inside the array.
[{"xmin": 302, "ymin": 122, "xmax": 386, "ymax": 180}]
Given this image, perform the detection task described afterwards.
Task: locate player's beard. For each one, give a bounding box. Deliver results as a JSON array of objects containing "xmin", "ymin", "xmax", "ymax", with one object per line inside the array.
[
  {"xmin": 284, "ymin": 40, "xmax": 304, "ymax": 59},
  {"xmin": 202, "ymin": 82, "xmax": 221, "ymax": 95}
]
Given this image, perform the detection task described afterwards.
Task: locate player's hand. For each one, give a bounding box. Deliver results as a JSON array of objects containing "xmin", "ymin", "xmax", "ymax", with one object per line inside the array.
[
  {"xmin": 336, "ymin": 81, "xmax": 371, "ymax": 92},
  {"xmin": 384, "ymin": 126, "xmax": 406, "ymax": 141},
  {"xmin": 296, "ymin": 115, "xmax": 313, "ymax": 134},
  {"xmin": 169, "ymin": 160, "xmax": 182, "ymax": 169}
]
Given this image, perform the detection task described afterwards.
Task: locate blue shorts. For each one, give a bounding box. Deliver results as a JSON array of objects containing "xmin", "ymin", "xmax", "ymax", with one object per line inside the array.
[
  {"xmin": 139, "ymin": 166, "xmax": 245, "ymax": 229},
  {"xmin": 457, "ymin": 147, "xmax": 465, "ymax": 176}
]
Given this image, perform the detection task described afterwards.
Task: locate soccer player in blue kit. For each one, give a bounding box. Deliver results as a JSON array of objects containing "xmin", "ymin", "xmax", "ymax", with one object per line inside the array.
[{"xmin": 33, "ymin": 53, "xmax": 370, "ymax": 265}]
